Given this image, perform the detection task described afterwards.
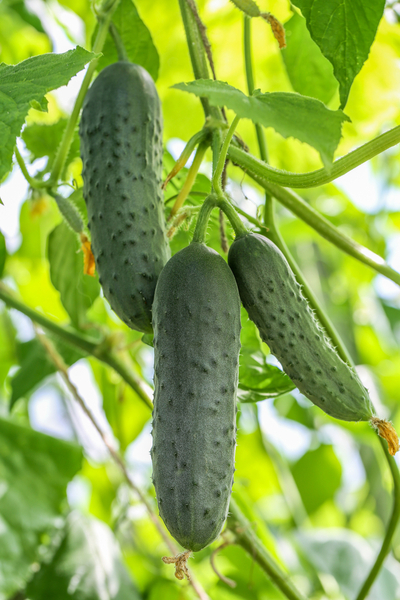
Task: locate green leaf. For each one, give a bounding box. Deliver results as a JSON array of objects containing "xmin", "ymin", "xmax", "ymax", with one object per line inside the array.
[
  {"xmin": 0, "ymin": 230, "xmax": 6, "ymax": 277},
  {"xmin": 0, "ymin": 417, "xmax": 82, "ymax": 598},
  {"xmin": 291, "ymin": 0, "xmax": 385, "ymax": 108},
  {"xmin": 296, "ymin": 529, "xmax": 400, "ymax": 599},
  {"xmin": 173, "ymin": 79, "xmax": 350, "ymax": 167},
  {"xmin": 94, "ymin": 0, "xmax": 159, "ymax": 81},
  {"xmin": 10, "ymin": 337, "xmax": 84, "ymax": 408},
  {"xmin": 0, "ymin": 46, "xmax": 98, "ymax": 182},
  {"xmin": 282, "ymin": 12, "xmax": 337, "ymax": 105},
  {"xmin": 27, "ymin": 512, "xmax": 141, "ymax": 600},
  {"xmin": 47, "ymin": 221, "xmax": 100, "ymax": 327},
  {"xmin": 291, "ymin": 444, "xmax": 342, "ymax": 514},
  {"xmin": 10, "ymin": 0, "xmax": 47, "ymax": 34},
  {"xmin": 238, "ymin": 314, "xmax": 295, "ymax": 402}
]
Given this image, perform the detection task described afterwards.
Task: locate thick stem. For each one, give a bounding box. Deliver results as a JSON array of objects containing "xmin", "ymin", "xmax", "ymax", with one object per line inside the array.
[
  {"xmin": 109, "ymin": 22, "xmax": 129, "ymax": 61},
  {"xmin": 219, "ymin": 197, "xmax": 248, "ymax": 237},
  {"xmin": 0, "ymin": 283, "xmax": 153, "ymax": 409},
  {"xmin": 213, "ymin": 115, "xmax": 241, "ymax": 197},
  {"xmin": 227, "ymin": 498, "xmax": 307, "ymax": 600},
  {"xmin": 227, "ymin": 126, "xmax": 400, "ymax": 188},
  {"xmin": 355, "ymin": 438, "xmax": 400, "ymax": 600},
  {"xmin": 48, "ymin": 12, "xmax": 115, "ymax": 187},
  {"xmin": 168, "ymin": 141, "xmax": 208, "ymax": 220},
  {"xmin": 191, "ymin": 194, "xmax": 218, "ymax": 243}
]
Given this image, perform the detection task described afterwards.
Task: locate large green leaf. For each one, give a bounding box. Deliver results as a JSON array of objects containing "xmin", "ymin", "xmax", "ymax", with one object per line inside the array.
[
  {"xmin": 10, "ymin": 337, "xmax": 84, "ymax": 408},
  {"xmin": 0, "ymin": 46, "xmax": 97, "ymax": 182},
  {"xmin": 47, "ymin": 221, "xmax": 100, "ymax": 327},
  {"xmin": 282, "ymin": 12, "xmax": 337, "ymax": 105},
  {"xmin": 239, "ymin": 312, "xmax": 295, "ymax": 402},
  {"xmin": 0, "ymin": 418, "xmax": 82, "ymax": 598},
  {"xmin": 94, "ymin": 0, "xmax": 159, "ymax": 80},
  {"xmin": 296, "ymin": 529, "xmax": 400, "ymax": 599},
  {"xmin": 291, "ymin": 444, "xmax": 342, "ymax": 514},
  {"xmin": 173, "ymin": 79, "xmax": 350, "ymax": 167},
  {"xmin": 27, "ymin": 512, "xmax": 141, "ymax": 600},
  {"xmin": 291, "ymin": 0, "xmax": 385, "ymax": 108}
]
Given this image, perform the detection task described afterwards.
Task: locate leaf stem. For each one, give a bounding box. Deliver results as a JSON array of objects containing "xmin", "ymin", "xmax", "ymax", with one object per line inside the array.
[
  {"xmin": 227, "ymin": 498, "xmax": 307, "ymax": 600},
  {"xmin": 48, "ymin": 11, "xmax": 115, "ymax": 188},
  {"xmin": 227, "ymin": 125, "xmax": 400, "ymax": 188},
  {"xmin": 0, "ymin": 283, "xmax": 153, "ymax": 409},
  {"xmin": 212, "ymin": 115, "xmax": 241, "ymax": 198},
  {"xmin": 168, "ymin": 141, "xmax": 208, "ymax": 220},
  {"xmin": 355, "ymin": 438, "xmax": 400, "ymax": 600},
  {"xmin": 14, "ymin": 147, "xmax": 47, "ymax": 189}
]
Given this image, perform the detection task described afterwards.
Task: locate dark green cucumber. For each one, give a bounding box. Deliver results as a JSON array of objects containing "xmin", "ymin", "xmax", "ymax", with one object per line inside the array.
[
  {"xmin": 228, "ymin": 233, "xmax": 375, "ymax": 422},
  {"xmin": 151, "ymin": 243, "xmax": 241, "ymax": 552},
  {"xmin": 79, "ymin": 61, "xmax": 170, "ymax": 333}
]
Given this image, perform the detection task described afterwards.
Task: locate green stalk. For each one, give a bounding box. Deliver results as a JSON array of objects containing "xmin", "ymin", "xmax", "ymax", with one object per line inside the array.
[
  {"xmin": 219, "ymin": 197, "xmax": 248, "ymax": 237},
  {"xmin": 178, "ymin": 0, "xmax": 220, "ymax": 120},
  {"xmin": 109, "ymin": 22, "xmax": 129, "ymax": 61},
  {"xmin": 168, "ymin": 140, "xmax": 208, "ymax": 219},
  {"xmin": 191, "ymin": 194, "xmax": 218, "ymax": 243},
  {"xmin": 227, "ymin": 125, "xmax": 400, "ymax": 188},
  {"xmin": 163, "ymin": 128, "xmax": 209, "ymax": 189},
  {"xmin": 227, "ymin": 498, "xmax": 307, "ymax": 600},
  {"xmin": 14, "ymin": 147, "xmax": 47, "ymax": 189},
  {"xmin": 355, "ymin": 438, "xmax": 400, "ymax": 600},
  {"xmin": 0, "ymin": 283, "xmax": 153, "ymax": 410},
  {"xmin": 213, "ymin": 114, "xmax": 241, "ymax": 197},
  {"xmin": 48, "ymin": 9, "xmax": 116, "ymax": 188},
  {"xmin": 228, "ymin": 166, "xmax": 400, "ymax": 287}
]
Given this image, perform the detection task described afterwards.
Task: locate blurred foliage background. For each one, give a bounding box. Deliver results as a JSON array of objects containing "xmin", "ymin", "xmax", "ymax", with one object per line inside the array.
[{"xmin": 1, "ymin": 0, "xmax": 400, "ymax": 599}]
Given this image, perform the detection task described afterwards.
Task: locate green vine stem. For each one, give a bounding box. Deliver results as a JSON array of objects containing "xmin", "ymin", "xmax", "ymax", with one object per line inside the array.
[
  {"xmin": 227, "ymin": 498, "xmax": 307, "ymax": 600},
  {"xmin": 168, "ymin": 140, "xmax": 208, "ymax": 220},
  {"xmin": 233, "ymin": 170, "xmax": 400, "ymax": 287},
  {"xmin": 47, "ymin": 3, "xmax": 118, "ymax": 188},
  {"xmin": 355, "ymin": 437, "xmax": 400, "ymax": 600},
  {"xmin": 0, "ymin": 283, "xmax": 153, "ymax": 410},
  {"xmin": 14, "ymin": 147, "xmax": 47, "ymax": 190},
  {"xmin": 109, "ymin": 22, "xmax": 129, "ymax": 61},
  {"xmin": 227, "ymin": 125, "xmax": 400, "ymax": 189},
  {"xmin": 192, "ymin": 194, "xmax": 219, "ymax": 243},
  {"xmin": 213, "ymin": 114, "xmax": 241, "ymax": 197},
  {"xmin": 163, "ymin": 128, "xmax": 209, "ymax": 189},
  {"xmin": 178, "ymin": 0, "xmax": 220, "ymax": 121}
]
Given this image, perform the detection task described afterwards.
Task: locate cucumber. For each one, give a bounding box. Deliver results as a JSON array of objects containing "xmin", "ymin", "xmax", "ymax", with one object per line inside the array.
[
  {"xmin": 228, "ymin": 232, "xmax": 375, "ymax": 422},
  {"xmin": 151, "ymin": 243, "xmax": 241, "ymax": 551},
  {"xmin": 79, "ymin": 61, "xmax": 170, "ymax": 333}
]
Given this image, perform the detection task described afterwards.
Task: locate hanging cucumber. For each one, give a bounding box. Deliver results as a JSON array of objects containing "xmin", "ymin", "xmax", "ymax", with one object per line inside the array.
[
  {"xmin": 151, "ymin": 242, "xmax": 241, "ymax": 552},
  {"xmin": 228, "ymin": 232, "xmax": 375, "ymax": 422},
  {"xmin": 79, "ymin": 61, "xmax": 170, "ymax": 333}
]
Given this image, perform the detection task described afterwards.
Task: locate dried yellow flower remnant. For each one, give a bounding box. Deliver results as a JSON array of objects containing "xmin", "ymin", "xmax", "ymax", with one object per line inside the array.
[
  {"xmin": 261, "ymin": 13, "xmax": 286, "ymax": 49},
  {"xmin": 162, "ymin": 551, "xmax": 192, "ymax": 580},
  {"xmin": 371, "ymin": 417, "xmax": 400, "ymax": 456},
  {"xmin": 80, "ymin": 233, "xmax": 96, "ymax": 277}
]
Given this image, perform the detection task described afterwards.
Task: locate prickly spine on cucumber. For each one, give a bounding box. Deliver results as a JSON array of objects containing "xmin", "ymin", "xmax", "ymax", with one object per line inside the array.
[
  {"xmin": 151, "ymin": 242, "xmax": 241, "ymax": 551},
  {"xmin": 79, "ymin": 61, "xmax": 170, "ymax": 333},
  {"xmin": 228, "ymin": 232, "xmax": 375, "ymax": 422}
]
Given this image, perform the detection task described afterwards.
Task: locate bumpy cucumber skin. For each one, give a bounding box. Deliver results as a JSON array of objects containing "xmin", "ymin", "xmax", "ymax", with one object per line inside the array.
[
  {"xmin": 79, "ymin": 61, "xmax": 170, "ymax": 333},
  {"xmin": 151, "ymin": 243, "xmax": 240, "ymax": 552},
  {"xmin": 228, "ymin": 233, "xmax": 375, "ymax": 422}
]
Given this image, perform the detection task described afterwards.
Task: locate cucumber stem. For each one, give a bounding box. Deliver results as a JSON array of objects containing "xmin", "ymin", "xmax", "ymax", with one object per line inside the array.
[
  {"xmin": 168, "ymin": 141, "xmax": 208, "ymax": 220},
  {"xmin": 212, "ymin": 114, "xmax": 241, "ymax": 198},
  {"xmin": 355, "ymin": 438, "xmax": 400, "ymax": 600},
  {"xmin": 227, "ymin": 498, "xmax": 307, "ymax": 600},
  {"xmin": 191, "ymin": 194, "xmax": 218, "ymax": 243},
  {"xmin": 109, "ymin": 22, "xmax": 129, "ymax": 61},
  {"xmin": 14, "ymin": 147, "xmax": 47, "ymax": 190}
]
